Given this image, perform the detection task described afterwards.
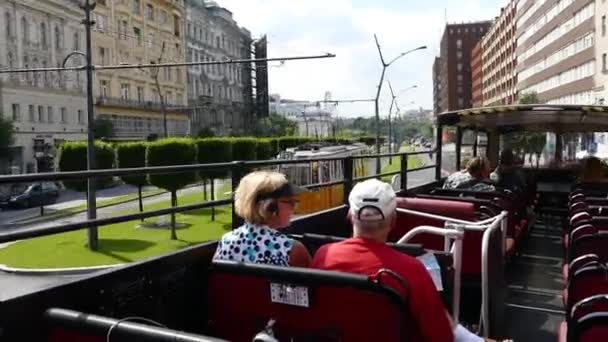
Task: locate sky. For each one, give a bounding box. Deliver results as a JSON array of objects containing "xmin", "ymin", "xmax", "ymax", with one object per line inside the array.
[{"xmin": 216, "ymin": 0, "xmax": 511, "ymax": 118}]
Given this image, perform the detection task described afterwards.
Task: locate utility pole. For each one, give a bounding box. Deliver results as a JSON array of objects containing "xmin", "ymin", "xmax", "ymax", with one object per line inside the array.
[{"xmin": 387, "ymin": 82, "xmax": 417, "ymax": 163}]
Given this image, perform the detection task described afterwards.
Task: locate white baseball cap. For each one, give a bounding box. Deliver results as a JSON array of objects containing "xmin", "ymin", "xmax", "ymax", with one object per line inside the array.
[{"xmin": 348, "ymin": 179, "xmax": 397, "ymax": 221}]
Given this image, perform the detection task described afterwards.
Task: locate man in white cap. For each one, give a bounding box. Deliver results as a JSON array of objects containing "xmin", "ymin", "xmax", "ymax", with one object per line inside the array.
[{"xmin": 311, "ymin": 179, "xmax": 502, "ymax": 342}]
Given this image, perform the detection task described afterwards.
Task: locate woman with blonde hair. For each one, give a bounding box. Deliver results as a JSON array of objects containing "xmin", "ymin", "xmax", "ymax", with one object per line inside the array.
[{"xmin": 213, "ymin": 170, "xmax": 311, "ymax": 267}]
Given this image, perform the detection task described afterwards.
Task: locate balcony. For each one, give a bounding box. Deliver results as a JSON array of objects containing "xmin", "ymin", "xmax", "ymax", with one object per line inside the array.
[{"xmin": 96, "ymin": 97, "xmax": 189, "ymax": 114}]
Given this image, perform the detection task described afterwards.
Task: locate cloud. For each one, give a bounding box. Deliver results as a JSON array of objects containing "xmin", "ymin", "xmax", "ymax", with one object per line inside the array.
[{"xmin": 216, "ymin": 0, "xmax": 509, "ymax": 117}]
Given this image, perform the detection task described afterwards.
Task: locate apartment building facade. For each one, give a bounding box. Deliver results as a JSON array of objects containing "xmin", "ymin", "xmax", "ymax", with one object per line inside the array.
[
  {"xmin": 471, "ymin": 42, "xmax": 484, "ymax": 107},
  {"xmin": 92, "ymin": 0, "xmax": 190, "ymax": 139},
  {"xmin": 515, "ymin": 0, "xmax": 596, "ymax": 105},
  {"xmin": 481, "ymin": 1, "xmax": 518, "ymax": 106},
  {"xmin": 433, "ymin": 21, "xmax": 492, "ymax": 114},
  {"xmin": 186, "ymin": 0, "xmax": 254, "ymax": 136},
  {"xmin": 0, "ymin": 0, "xmax": 87, "ymax": 174}
]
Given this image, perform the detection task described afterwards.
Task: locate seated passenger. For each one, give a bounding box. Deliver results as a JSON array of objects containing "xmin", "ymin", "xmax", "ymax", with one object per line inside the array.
[
  {"xmin": 309, "ymin": 180, "xmax": 449, "ymax": 341},
  {"xmin": 490, "ymin": 149, "xmax": 525, "ymax": 191},
  {"xmin": 213, "ymin": 171, "xmax": 311, "ymax": 267},
  {"xmin": 312, "ymin": 179, "xmax": 505, "ymax": 342},
  {"xmin": 443, "ymin": 156, "xmax": 495, "ymax": 192}
]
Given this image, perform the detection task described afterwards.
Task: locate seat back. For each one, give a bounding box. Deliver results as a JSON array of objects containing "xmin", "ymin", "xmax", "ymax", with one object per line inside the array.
[
  {"xmin": 392, "ymin": 197, "xmax": 483, "ymax": 278},
  {"xmin": 570, "ymin": 234, "xmax": 608, "ymax": 263},
  {"xmin": 570, "ymin": 313, "xmax": 608, "ymax": 342},
  {"xmin": 567, "ymin": 265, "xmax": 608, "ymax": 311},
  {"xmin": 46, "ymin": 308, "xmax": 224, "ymax": 342},
  {"xmin": 207, "ymin": 260, "xmax": 410, "ymax": 342}
]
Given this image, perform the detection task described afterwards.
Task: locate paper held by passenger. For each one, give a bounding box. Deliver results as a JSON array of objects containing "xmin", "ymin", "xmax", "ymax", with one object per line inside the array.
[{"xmin": 417, "ymin": 252, "xmax": 444, "ymax": 291}]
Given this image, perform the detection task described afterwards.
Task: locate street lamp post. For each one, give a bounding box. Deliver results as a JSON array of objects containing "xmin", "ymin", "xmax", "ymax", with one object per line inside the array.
[
  {"xmin": 81, "ymin": 0, "xmax": 98, "ymax": 250},
  {"xmin": 373, "ymin": 34, "xmax": 426, "ymax": 174},
  {"xmin": 387, "ymin": 82, "xmax": 417, "ymax": 163}
]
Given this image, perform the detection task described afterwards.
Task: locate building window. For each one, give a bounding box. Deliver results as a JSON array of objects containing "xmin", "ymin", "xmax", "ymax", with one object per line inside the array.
[
  {"xmin": 133, "ymin": 0, "xmax": 141, "ymax": 15},
  {"xmin": 95, "ymin": 14, "xmax": 107, "ymax": 32},
  {"xmin": 173, "ymin": 15, "xmax": 180, "ymax": 37},
  {"xmin": 137, "ymin": 86, "xmax": 144, "ymax": 102},
  {"xmin": 603, "ymin": 53, "xmax": 607, "ymax": 71},
  {"xmin": 458, "ymin": 86, "xmax": 463, "ymax": 93},
  {"xmin": 159, "ymin": 10, "xmax": 167, "ymax": 24},
  {"xmin": 457, "ymin": 74, "xmax": 463, "ymax": 82},
  {"xmin": 78, "ymin": 110, "xmax": 83, "ymax": 124},
  {"xmin": 118, "ymin": 19, "xmax": 128, "ymax": 40},
  {"xmin": 146, "ymin": 4, "xmax": 154, "ymax": 21},
  {"xmin": 134, "ymin": 27, "xmax": 142, "ymax": 46},
  {"xmin": 457, "ymin": 51, "xmax": 463, "ymax": 59},
  {"xmin": 458, "ymin": 98, "xmax": 464, "ymax": 107},
  {"xmin": 457, "ymin": 63, "xmax": 463, "ymax": 72},
  {"xmin": 21, "ymin": 16, "xmax": 29, "ymax": 45},
  {"xmin": 38, "ymin": 106, "xmax": 45, "ymax": 122},
  {"xmin": 61, "ymin": 107, "xmax": 67, "ymax": 122},
  {"xmin": 29, "ymin": 105, "xmax": 35, "ymax": 122},
  {"xmin": 456, "ymin": 39, "xmax": 462, "ymax": 49},
  {"xmin": 73, "ymin": 32, "xmax": 80, "ymax": 51},
  {"xmin": 12, "ymin": 104, "xmax": 20, "ymax": 122},
  {"xmin": 603, "ymin": 15, "xmax": 607, "ymax": 37},
  {"xmin": 40, "ymin": 23, "xmax": 47, "ymax": 48},
  {"xmin": 47, "ymin": 106, "xmax": 53, "ymax": 123},
  {"xmin": 54, "ymin": 26, "xmax": 61, "ymax": 49},
  {"xmin": 121, "ymin": 83, "xmax": 130, "ymax": 100},
  {"xmin": 5, "ymin": 12, "xmax": 12, "ymax": 38},
  {"xmin": 100, "ymin": 80, "xmax": 109, "ymax": 97},
  {"xmin": 148, "ymin": 32, "xmax": 155, "ymax": 47},
  {"xmin": 99, "ymin": 47, "xmax": 109, "ymax": 65}
]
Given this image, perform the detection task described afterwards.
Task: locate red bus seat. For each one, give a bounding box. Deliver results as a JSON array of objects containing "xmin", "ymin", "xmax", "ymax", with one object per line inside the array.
[
  {"xmin": 559, "ymin": 296, "xmax": 608, "ymax": 342},
  {"xmin": 391, "ymin": 197, "xmax": 491, "ymax": 278},
  {"xmin": 207, "ymin": 260, "xmax": 411, "ymax": 342},
  {"xmin": 561, "ymin": 312, "xmax": 608, "ymax": 342},
  {"xmin": 564, "ymin": 265, "xmax": 608, "ymax": 312}
]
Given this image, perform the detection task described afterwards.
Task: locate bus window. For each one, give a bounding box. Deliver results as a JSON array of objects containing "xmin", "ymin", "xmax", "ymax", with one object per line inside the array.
[{"xmin": 501, "ymin": 132, "xmax": 552, "ymax": 168}]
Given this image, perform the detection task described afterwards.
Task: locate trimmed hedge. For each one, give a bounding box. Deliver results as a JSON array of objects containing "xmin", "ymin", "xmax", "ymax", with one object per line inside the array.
[
  {"xmin": 196, "ymin": 138, "xmax": 233, "ymax": 179},
  {"xmin": 256, "ymin": 139, "xmax": 273, "ymax": 161},
  {"xmin": 268, "ymin": 138, "xmax": 280, "ymax": 158},
  {"xmin": 58, "ymin": 141, "xmax": 115, "ymax": 192},
  {"xmin": 231, "ymin": 138, "xmax": 258, "ymax": 161},
  {"xmin": 116, "ymin": 142, "xmax": 148, "ymax": 187},
  {"xmin": 146, "ymin": 138, "xmax": 197, "ymax": 192}
]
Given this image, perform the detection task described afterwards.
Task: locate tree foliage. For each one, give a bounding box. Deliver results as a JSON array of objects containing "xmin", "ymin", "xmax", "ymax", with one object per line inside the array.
[
  {"xmin": 255, "ymin": 113, "xmax": 297, "ymax": 137},
  {"xmin": 146, "ymin": 138, "xmax": 197, "ymax": 192},
  {"xmin": 58, "ymin": 141, "xmax": 115, "ymax": 191},
  {"xmin": 197, "ymin": 127, "xmax": 215, "ymax": 138},
  {"xmin": 196, "ymin": 138, "xmax": 233, "ymax": 179},
  {"xmin": 93, "ymin": 118, "xmax": 114, "ymax": 139},
  {"xmin": 116, "ymin": 142, "xmax": 148, "ymax": 187},
  {"xmin": 518, "ymin": 91, "xmax": 540, "ymax": 105}
]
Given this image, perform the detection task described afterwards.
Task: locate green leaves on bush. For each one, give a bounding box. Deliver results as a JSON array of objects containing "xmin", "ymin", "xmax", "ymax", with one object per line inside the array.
[
  {"xmin": 231, "ymin": 138, "xmax": 258, "ymax": 161},
  {"xmin": 58, "ymin": 141, "xmax": 115, "ymax": 191},
  {"xmin": 196, "ymin": 138, "xmax": 233, "ymax": 179},
  {"xmin": 256, "ymin": 139, "xmax": 273, "ymax": 161},
  {"xmin": 116, "ymin": 142, "xmax": 148, "ymax": 187},
  {"xmin": 146, "ymin": 138, "xmax": 197, "ymax": 192}
]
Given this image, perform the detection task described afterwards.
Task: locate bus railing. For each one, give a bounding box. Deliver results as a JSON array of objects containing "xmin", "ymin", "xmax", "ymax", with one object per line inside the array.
[{"xmin": 0, "ymin": 150, "xmax": 436, "ymax": 244}]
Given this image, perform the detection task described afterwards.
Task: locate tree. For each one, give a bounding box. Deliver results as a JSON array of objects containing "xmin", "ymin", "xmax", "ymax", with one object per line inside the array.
[
  {"xmin": 196, "ymin": 138, "xmax": 232, "ymax": 221},
  {"xmin": 147, "ymin": 138, "xmax": 197, "ymax": 239},
  {"xmin": 518, "ymin": 91, "xmax": 539, "ymax": 104},
  {"xmin": 0, "ymin": 116, "xmax": 14, "ymax": 160},
  {"xmin": 255, "ymin": 113, "xmax": 297, "ymax": 137},
  {"xmin": 93, "ymin": 118, "xmax": 114, "ymax": 139},
  {"xmin": 197, "ymin": 127, "xmax": 215, "ymax": 138},
  {"xmin": 116, "ymin": 142, "xmax": 148, "ymax": 220},
  {"xmin": 58, "ymin": 141, "xmax": 115, "ymax": 192},
  {"xmin": 58, "ymin": 141, "xmax": 115, "ymax": 250}
]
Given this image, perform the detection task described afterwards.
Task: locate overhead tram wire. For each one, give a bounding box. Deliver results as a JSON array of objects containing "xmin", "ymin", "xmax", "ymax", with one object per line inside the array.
[{"xmin": 0, "ymin": 53, "xmax": 337, "ymax": 74}]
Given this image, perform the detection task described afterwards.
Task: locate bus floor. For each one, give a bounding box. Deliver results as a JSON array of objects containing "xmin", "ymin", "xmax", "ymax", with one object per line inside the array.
[{"xmin": 504, "ymin": 214, "xmax": 564, "ymax": 341}]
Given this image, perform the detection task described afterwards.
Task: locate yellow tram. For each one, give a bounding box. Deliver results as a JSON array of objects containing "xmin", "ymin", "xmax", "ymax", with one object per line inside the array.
[{"xmin": 278, "ymin": 142, "xmax": 370, "ymax": 215}]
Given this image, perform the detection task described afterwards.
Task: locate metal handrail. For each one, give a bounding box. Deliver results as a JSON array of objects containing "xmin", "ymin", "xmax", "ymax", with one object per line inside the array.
[
  {"xmin": 396, "ymin": 208, "xmax": 508, "ymax": 338},
  {"xmin": 0, "ymin": 151, "xmax": 436, "ymax": 184},
  {"xmin": 397, "ymin": 225, "xmax": 465, "ymax": 323}
]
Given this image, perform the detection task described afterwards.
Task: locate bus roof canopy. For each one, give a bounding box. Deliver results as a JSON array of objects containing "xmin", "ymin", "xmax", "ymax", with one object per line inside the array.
[{"xmin": 436, "ymin": 104, "xmax": 608, "ymax": 132}]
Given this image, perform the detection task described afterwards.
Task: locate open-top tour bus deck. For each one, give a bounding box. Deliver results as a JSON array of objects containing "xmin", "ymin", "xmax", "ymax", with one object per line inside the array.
[{"xmin": 1, "ymin": 104, "xmax": 608, "ymax": 341}]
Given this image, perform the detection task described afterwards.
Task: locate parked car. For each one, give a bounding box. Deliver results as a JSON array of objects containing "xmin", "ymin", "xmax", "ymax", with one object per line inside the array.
[{"xmin": 0, "ymin": 182, "xmax": 59, "ymax": 209}]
